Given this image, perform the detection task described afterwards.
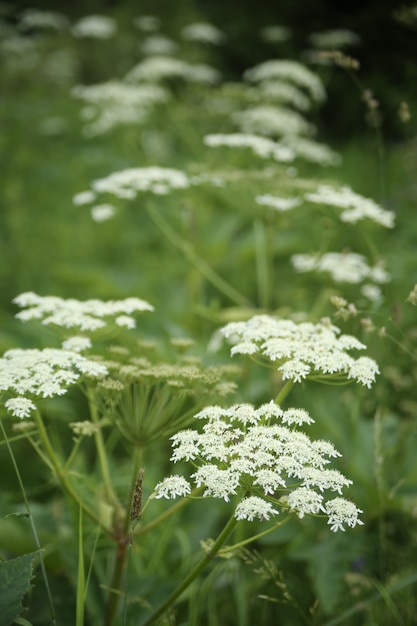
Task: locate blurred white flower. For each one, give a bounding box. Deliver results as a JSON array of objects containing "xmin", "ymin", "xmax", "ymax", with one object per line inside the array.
[
  {"xmin": 72, "ymin": 15, "xmax": 117, "ymax": 39},
  {"xmin": 91, "ymin": 204, "xmax": 115, "ymax": 222},
  {"xmin": 291, "ymin": 252, "xmax": 390, "ymax": 284},
  {"xmin": 13, "ymin": 292, "xmax": 154, "ymax": 331},
  {"xmin": 305, "ymin": 185, "xmax": 395, "ymax": 228},
  {"xmin": 181, "ymin": 22, "xmax": 225, "ymax": 45}
]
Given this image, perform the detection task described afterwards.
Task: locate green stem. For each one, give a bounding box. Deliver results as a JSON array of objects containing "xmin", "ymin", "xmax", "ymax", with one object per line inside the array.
[
  {"xmin": 254, "ymin": 218, "xmax": 270, "ymax": 309},
  {"xmin": 220, "ymin": 515, "xmax": 291, "ymax": 555},
  {"xmin": 0, "ymin": 418, "xmax": 56, "ymax": 625},
  {"xmin": 146, "ymin": 204, "xmax": 252, "ymax": 308},
  {"xmin": 33, "ymin": 410, "xmax": 106, "ymax": 530},
  {"xmin": 274, "ymin": 380, "xmax": 294, "ymax": 405},
  {"xmin": 135, "ymin": 494, "xmax": 191, "ymax": 537},
  {"xmin": 105, "ymin": 449, "xmax": 144, "ymax": 626},
  {"xmin": 87, "ymin": 388, "xmax": 120, "ymax": 510},
  {"xmin": 310, "ymin": 287, "xmax": 334, "ymax": 320},
  {"xmin": 140, "ymin": 513, "xmax": 239, "ymax": 626}
]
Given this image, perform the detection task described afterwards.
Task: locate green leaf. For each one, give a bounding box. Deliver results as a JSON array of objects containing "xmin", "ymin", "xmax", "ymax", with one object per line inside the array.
[
  {"xmin": 307, "ymin": 535, "xmax": 354, "ymax": 615},
  {"xmin": 0, "ymin": 552, "xmax": 36, "ymax": 626}
]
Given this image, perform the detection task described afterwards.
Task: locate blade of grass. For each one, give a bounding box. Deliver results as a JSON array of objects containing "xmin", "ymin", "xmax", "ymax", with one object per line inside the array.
[
  {"xmin": 0, "ymin": 418, "xmax": 56, "ymax": 625},
  {"xmin": 76, "ymin": 505, "xmax": 85, "ymax": 626}
]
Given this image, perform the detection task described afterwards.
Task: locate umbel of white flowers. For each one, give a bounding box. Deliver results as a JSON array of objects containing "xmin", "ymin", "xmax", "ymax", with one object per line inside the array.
[
  {"xmin": 1, "ymin": 348, "xmax": 108, "ymax": 418},
  {"xmin": 0, "ymin": 293, "xmax": 154, "ymax": 419},
  {"xmin": 13, "ymin": 292, "xmax": 154, "ymax": 331},
  {"xmin": 154, "ymin": 402, "xmax": 363, "ymax": 532},
  {"xmin": 220, "ymin": 314, "xmax": 380, "ymax": 387}
]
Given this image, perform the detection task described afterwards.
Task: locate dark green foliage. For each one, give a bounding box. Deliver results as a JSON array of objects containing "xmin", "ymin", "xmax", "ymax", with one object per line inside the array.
[{"xmin": 0, "ymin": 552, "xmax": 36, "ymax": 626}]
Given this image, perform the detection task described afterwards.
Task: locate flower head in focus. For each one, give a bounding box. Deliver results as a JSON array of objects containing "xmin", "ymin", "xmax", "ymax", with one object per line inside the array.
[
  {"xmin": 154, "ymin": 401, "xmax": 363, "ymax": 531},
  {"xmin": 220, "ymin": 314, "xmax": 379, "ymax": 387}
]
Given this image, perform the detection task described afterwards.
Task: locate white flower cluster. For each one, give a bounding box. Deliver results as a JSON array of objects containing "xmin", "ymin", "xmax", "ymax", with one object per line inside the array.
[
  {"xmin": 72, "ymin": 81, "xmax": 169, "ymax": 136},
  {"xmin": 125, "ymin": 56, "xmax": 221, "ymax": 84},
  {"xmin": 291, "ymin": 252, "xmax": 390, "ymax": 285},
  {"xmin": 181, "ymin": 22, "xmax": 225, "ymax": 45},
  {"xmin": 305, "ymin": 185, "xmax": 395, "ymax": 228},
  {"xmin": 18, "ymin": 9, "xmax": 70, "ymax": 32},
  {"xmin": 285, "ymin": 136, "xmax": 342, "ymax": 166},
  {"xmin": 244, "ymin": 59, "xmax": 326, "ymax": 103},
  {"xmin": 1, "ymin": 347, "xmax": 108, "ymax": 417},
  {"xmin": 232, "ymin": 105, "xmax": 314, "ymax": 138},
  {"xmin": 71, "ymin": 15, "xmax": 117, "ymax": 39},
  {"xmin": 221, "ymin": 315, "xmax": 379, "ymax": 387},
  {"xmin": 134, "ymin": 16, "xmax": 160, "ymax": 32},
  {"xmin": 204, "ymin": 133, "xmax": 295, "ymax": 163},
  {"xmin": 248, "ymin": 81, "xmax": 311, "ymax": 111},
  {"xmin": 309, "ymin": 29, "xmax": 360, "ymax": 49},
  {"xmin": 90, "ymin": 204, "xmax": 115, "ymax": 222},
  {"xmin": 154, "ymin": 402, "xmax": 363, "ymax": 530},
  {"xmin": 13, "ymin": 292, "xmax": 154, "ymax": 331},
  {"xmin": 259, "ymin": 25, "xmax": 291, "ymax": 44},
  {"xmin": 256, "ymin": 194, "xmax": 302, "ymax": 212},
  {"xmin": 85, "ymin": 166, "xmax": 190, "ymax": 199},
  {"xmin": 140, "ymin": 35, "xmax": 178, "ymax": 56}
]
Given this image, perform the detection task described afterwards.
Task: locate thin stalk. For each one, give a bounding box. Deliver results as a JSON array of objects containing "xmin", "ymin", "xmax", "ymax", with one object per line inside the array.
[
  {"xmin": 340, "ymin": 68, "xmax": 386, "ymax": 201},
  {"xmin": 0, "ymin": 418, "xmax": 56, "ymax": 625},
  {"xmin": 76, "ymin": 506, "xmax": 85, "ymax": 626},
  {"xmin": 146, "ymin": 204, "xmax": 252, "ymax": 308},
  {"xmin": 135, "ymin": 492, "xmax": 194, "ymax": 537},
  {"xmin": 254, "ymin": 218, "xmax": 270, "ymax": 309},
  {"xmin": 33, "ymin": 410, "xmax": 106, "ymax": 530},
  {"xmin": 140, "ymin": 513, "xmax": 240, "ymax": 626},
  {"xmin": 105, "ymin": 448, "xmax": 144, "ymax": 626},
  {"xmin": 87, "ymin": 388, "xmax": 120, "ymax": 509},
  {"xmin": 220, "ymin": 515, "xmax": 291, "ymax": 555},
  {"xmin": 310, "ymin": 287, "xmax": 334, "ymax": 320},
  {"xmin": 274, "ymin": 380, "xmax": 294, "ymax": 405}
]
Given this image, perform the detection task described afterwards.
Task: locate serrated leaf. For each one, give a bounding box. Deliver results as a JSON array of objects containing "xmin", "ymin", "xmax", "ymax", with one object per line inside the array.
[{"xmin": 0, "ymin": 552, "xmax": 36, "ymax": 626}]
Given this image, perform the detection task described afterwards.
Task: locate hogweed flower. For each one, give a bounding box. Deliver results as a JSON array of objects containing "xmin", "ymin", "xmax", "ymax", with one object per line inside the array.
[
  {"xmin": 308, "ymin": 29, "xmax": 360, "ymax": 50},
  {"xmin": 181, "ymin": 22, "xmax": 225, "ymax": 45},
  {"xmin": 243, "ymin": 59, "xmax": 326, "ymax": 103},
  {"xmin": 90, "ymin": 204, "xmax": 115, "ymax": 222},
  {"xmin": 284, "ymin": 136, "xmax": 342, "ymax": 166},
  {"xmin": 71, "ymin": 15, "xmax": 117, "ymax": 39},
  {"xmin": 1, "ymin": 347, "xmax": 108, "ymax": 415},
  {"xmin": 291, "ymin": 251, "xmax": 390, "ymax": 285},
  {"xmin": 13, "ymin": 292, "xmax": 154, "ymax": 332},
  {"xmin": 231, "ymin": 105, "xmax": 314, "ymax": 138},
  {"xmin": 154, "ymin": 402, "xmax": 363, "ymax": 531},
  {"xmin": 204, "ymin": 133, "xmax": 295, "ymax": 163},
  {"xmin": 77, "ymin": 166, "xmax": 191, "ymax": 201},
  {"xmin": 249, "ymin": 80, "xmax": 311, "ymax": 111},
  {"xmin": 5, "ymin": 397, "xmax": 36, "ymax": 419},
  {"xmin": 256, "ymin": 194, "xmax": 302, "ymax": 212},
  {"xmin": 305, "ymin": 184, "xmax": 395, "ymax": 228},
  {"xmin": 125, "ymin": 56, "xmax": 221, "ymax": 84},
  {"xmin": 221, "ymin": 314, "xmax": 379, "ymax": 387},
  {"xmin": 72, "ymin": 81, "xmax": 169, "ymax": 136},
  {"xmin": 94, "ymin": 346, "xmax": 239, "ymax": 446},
  {"xmin": 141, "ymin": 35, "xmax": 178, "ymax": 56},
  {"xmin": 260, "ymin": 26, "xmax": 291, "ymax": 44}
]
